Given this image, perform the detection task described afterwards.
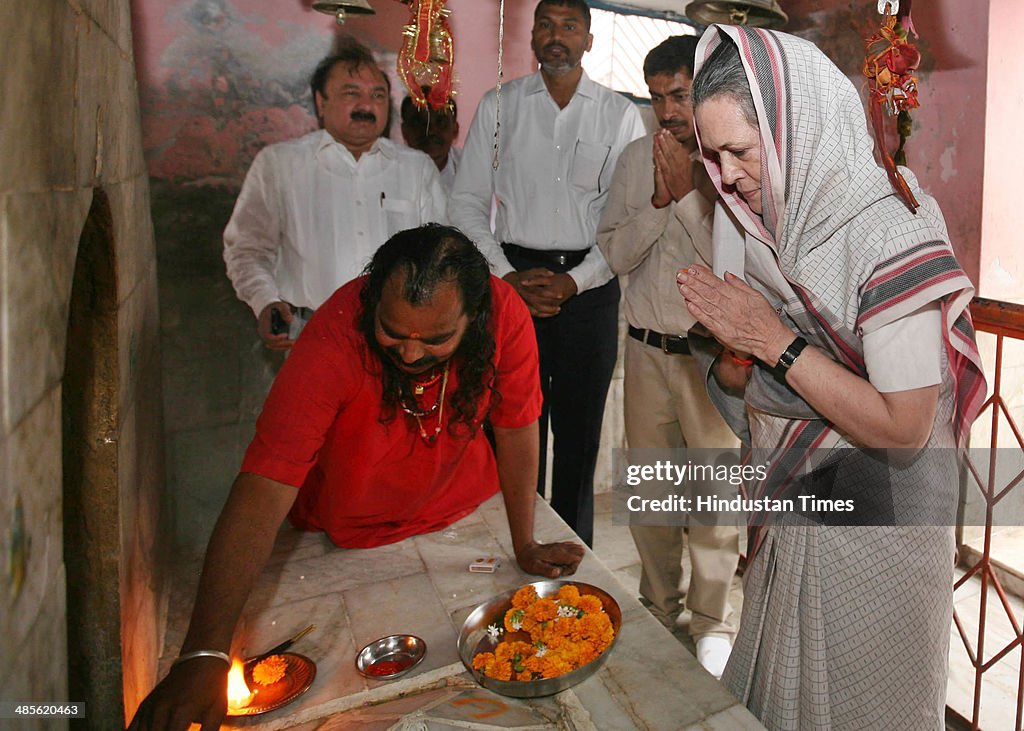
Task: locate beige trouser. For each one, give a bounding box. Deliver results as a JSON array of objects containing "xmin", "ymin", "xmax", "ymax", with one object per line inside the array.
[{"xmin": 624, "ymin": 335, "xmax": 741, "ymax": 638}]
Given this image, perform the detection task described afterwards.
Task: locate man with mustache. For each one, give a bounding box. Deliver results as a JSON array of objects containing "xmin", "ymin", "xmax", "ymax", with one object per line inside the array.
[
  {"xmin": 450, "ymin": 0, "xmax": 645, "ymax": 547},
  {"xmin": 596, "ymin": 35, "xmax": 742, "ymax": 679},
  {"xmin": 128, "ymin": 225, "xmax": 584, "ymax": 731},
  {"xmin": 224, "ymin": 39, "xmax": 446, "ymax": 351}
]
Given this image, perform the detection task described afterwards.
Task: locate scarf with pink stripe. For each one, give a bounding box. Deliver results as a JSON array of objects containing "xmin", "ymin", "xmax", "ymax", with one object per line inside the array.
[{"xmin": 694, "ymin": 25, "xmax": 986, "ymax": 448}]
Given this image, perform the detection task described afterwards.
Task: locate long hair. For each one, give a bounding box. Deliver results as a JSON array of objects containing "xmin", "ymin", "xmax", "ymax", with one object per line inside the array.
[{"xmin": 358, "ymin": 224, "xmax": 496, "ymax": 435}]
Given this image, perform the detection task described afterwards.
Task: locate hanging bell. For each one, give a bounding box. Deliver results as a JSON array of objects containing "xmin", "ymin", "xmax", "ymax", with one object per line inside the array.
[
  {"xmin": 312, "ymin": 0, "xmax": 376, "ymax": 25},
  {"xmin": 685, "ymin": 0, "xmax": 788, "ymax": 28}
]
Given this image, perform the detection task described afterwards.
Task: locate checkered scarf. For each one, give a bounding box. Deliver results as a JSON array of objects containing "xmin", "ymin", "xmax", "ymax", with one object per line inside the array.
[{"xmin": 694, "ymin": 25, "xmax": 986, "ymax": 446}]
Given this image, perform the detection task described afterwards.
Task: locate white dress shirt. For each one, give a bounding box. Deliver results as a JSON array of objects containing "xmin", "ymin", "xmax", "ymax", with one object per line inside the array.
[
  {"xmin": 439, "ymin": 146, "xmax": 461, "ymax": 194},
  {"xmin": 224, "ymin": 130, "xmax": 447, "ymax": 318},
  {"xmin": 450, "ymin": 71, "xmax": 646, "ymax": 293}
]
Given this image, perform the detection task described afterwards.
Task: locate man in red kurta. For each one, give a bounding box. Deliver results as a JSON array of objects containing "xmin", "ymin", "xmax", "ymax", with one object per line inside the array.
[{"xmin": 130, "ymin": 224, "xmax": 584, "ymax": 731}]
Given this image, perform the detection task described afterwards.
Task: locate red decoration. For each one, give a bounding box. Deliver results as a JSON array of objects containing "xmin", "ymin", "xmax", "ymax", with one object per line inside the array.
[
  {"xmin": 863, "ymin": 0, "xmax": 920, "ymax": 212},
  {"xmin": 396, "ymin": 0, "xmax": 455, "ymax": 111}
]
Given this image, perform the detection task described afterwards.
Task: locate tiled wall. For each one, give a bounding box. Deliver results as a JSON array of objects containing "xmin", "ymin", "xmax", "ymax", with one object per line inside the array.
[{"xmin": 0, "ymin": 0, "xmax": 165, "ymax": 725}]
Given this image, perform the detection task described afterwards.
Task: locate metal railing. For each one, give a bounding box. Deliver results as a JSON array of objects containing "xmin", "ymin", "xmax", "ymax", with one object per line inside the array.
[{"xmin": 952, "ymin": 296, "xmax": 1024, "ymax": 730}]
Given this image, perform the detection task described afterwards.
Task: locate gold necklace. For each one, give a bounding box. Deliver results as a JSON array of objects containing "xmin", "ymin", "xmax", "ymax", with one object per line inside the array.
[
  {"xmin": 400, "ymin": 363, "xmax": 449, "ymax": 444},
  {"xmin": 411, "ymin": 367, "xmax": 442, "ymax": 395}
]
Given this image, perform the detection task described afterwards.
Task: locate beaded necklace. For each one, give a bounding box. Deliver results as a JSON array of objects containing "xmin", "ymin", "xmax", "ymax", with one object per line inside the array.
[{"xmin": 400, "ymin": 362, "xmax": 449, "ymax": 444}]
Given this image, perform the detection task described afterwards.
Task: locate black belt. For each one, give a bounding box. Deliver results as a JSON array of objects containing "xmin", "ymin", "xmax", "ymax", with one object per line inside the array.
[
  {"xmin": 502, "ymin": 243, "xmax": 589, "ymax": 269},
  {"xmin": 628, "ymin": 325, "xmax": 689, "ymax": 355}
]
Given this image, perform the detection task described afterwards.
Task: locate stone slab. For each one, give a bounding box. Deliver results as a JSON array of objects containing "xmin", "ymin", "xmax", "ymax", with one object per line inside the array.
[{"xmin": 156, "ymin": 496, "xmax": 761, "ymax": 730}]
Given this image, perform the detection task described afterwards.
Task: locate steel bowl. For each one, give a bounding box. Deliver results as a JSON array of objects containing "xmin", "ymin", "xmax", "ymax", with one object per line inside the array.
[
  {"xmin": 457, "ymin": 580, "xmax": 622, "ymax": 698},
  {"xmin": 355, "ymin": 634, "xmax": 427, "ymax": 680}
]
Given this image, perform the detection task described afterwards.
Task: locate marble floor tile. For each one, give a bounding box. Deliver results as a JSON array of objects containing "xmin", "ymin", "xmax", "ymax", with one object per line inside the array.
[{"xmin": 344, "ymin": 572, "xmax": 462, "ymax": 678}]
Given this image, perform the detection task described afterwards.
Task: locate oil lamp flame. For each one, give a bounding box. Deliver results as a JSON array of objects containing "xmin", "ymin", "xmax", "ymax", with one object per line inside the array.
[{"xmin": 226, "ymin": 658, "xmax": 254, "ymax": 710}]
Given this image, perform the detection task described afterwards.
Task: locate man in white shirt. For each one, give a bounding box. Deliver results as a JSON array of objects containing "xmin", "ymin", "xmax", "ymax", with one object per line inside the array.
[
  {"xmin": 224, "ymin": 40, "xmax": 447, "ymax": 350},
  {"xmin": 597, "ymin": 35, "xmax": 740, "ymax": 679},
  {"xmin": 450, "ymin": 0, "xmax": 646, "ymax": 546},
  {"xmin": 400, "ymin": 89, "xmax": 461, "ymax": 194}
]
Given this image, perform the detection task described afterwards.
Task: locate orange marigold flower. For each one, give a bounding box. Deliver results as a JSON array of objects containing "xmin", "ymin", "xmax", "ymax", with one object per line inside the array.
[
  {"xmin": 504, "ymin": 608, "xmax": 525, "ymax": 633},
  {"xmin": 511, "ymin": 585, "xmax": 538, "ymax": 609},
  {"xmin": 489, "ymin": 658, "xmax": 513, "ymax": 681},
  {"xmin": 472, "ymin": 583, "xmax": 616, "ymax": 682},
  {"xmin": 528, "ymin": 597, "xmax": 559, "ymax": 622},
  {"xmin": 557, "ymin": 584, "xmax": 581, "ymax": 604},
  {"xmin": 521, "ymin": 613, "xmax": 540, "ymax": 636}
]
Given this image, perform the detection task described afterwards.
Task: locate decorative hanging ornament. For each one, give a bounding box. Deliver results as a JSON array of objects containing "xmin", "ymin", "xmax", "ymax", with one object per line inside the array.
[
  {"xmin": 863, "ymin": 0, "xmax": 920, "ymax": 212},
  {"xmin": 396, "ymin": 0, "xmax": 455, "ymax": 111}
]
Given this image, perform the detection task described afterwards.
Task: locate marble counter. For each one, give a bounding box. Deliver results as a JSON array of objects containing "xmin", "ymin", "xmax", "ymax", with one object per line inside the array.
[{"xmin": 162, "ymin": 495, "xmax": 763, "ymax": 730}]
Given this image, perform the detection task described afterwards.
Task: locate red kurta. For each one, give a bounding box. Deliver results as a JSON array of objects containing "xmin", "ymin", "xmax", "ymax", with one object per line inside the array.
[{"xmin": 240, "ymin": 275, "xmax": 541, "ymax": 548}]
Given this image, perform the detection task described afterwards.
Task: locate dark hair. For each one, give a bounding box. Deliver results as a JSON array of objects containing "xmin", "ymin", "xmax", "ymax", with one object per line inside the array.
[
  {"xmin": 309, "ymin": 38, "xmax": 393, "ymax": 136},
  {"xmin": 691, "ymin": 37, "xmax": 758, "ymax": 127},
  {"xmin": 534, "ymin": 0, "xmax": 591, "ymax": 30},
  {"xmin": 400, "ymin": 86, "xmax": 458, "ymax": 128},
  {"xmin": 358, "ymin": 224, "xmax": 497, "ymax": 434},
  {"xmin": 643, "ymin": 35, "xmax": 699, "ymax": 81},
  {"xmin": 310, "ymin": 38, "xmax": 388, "ymax": 101}
]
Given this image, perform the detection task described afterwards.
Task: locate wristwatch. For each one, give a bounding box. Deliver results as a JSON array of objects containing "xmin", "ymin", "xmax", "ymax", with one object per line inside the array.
[{"xmin": 775, "ymin": 336, "xmax": 808, "ymax": 373}]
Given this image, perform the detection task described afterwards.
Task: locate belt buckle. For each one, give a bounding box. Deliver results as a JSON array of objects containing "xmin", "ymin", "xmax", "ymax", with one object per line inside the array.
[
  {"xmin": 660, "ymin": 333, "xmax": 672, "ymax": 354},
  {"xmin": 554, "ymin": 253, "xmax": 568, "ymax": 266}
]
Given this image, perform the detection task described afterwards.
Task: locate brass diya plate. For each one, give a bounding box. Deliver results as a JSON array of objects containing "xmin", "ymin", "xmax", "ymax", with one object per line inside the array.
[{"xmin": 225, "ymin": 652, "xmax": 316, "ymax": 717}]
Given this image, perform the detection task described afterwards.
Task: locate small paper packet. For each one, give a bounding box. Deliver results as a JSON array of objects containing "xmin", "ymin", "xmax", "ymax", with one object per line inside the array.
[{"xmin": 468, "ymin": 557, "xmax": 501, "ymax": 573}]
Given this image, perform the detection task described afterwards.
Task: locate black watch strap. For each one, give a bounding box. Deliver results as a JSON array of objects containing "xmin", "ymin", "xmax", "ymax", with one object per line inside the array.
[{"xmin": 776, "ymin": 336, "xmax": 808, "ymax": 372}]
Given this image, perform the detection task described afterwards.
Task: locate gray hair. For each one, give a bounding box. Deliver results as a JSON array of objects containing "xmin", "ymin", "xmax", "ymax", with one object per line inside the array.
[{"xmin": 691, "ymin": 38, "xmax": 758, "ymax": 127}]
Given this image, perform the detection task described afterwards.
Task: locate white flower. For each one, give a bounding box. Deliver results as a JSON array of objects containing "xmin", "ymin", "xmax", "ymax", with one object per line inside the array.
[
  {"xmin": 486, "ymin": 623, "xmax": 503, "ymax": 640},
  {"xmin": 557, "ymin": 604, "xmax": 577, "ymax": 618},
  {"xmin": 535, "ymin": 642, "xmax": 547, "ymax": 658}
]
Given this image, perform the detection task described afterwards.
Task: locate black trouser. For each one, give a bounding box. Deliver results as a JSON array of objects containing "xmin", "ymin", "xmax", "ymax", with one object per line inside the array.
[{"xmin": 503, "ymin": 244, "xmax": 620, "ymax": 547}]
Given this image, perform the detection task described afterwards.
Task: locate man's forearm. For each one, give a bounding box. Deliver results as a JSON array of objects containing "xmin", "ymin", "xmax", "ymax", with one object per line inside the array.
[
  {"xmin": 491, "ymin": 422, "xmax": 540, "ymax": 553},
  {"xmin": 180, "ymin": 473, "xmax": 297, "ymax": 655}
]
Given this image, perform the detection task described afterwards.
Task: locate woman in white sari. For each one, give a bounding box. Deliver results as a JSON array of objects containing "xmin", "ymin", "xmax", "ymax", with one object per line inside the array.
[{"xmin": 675, "ymin": 25, "xmax": 987, "ymax": 730}]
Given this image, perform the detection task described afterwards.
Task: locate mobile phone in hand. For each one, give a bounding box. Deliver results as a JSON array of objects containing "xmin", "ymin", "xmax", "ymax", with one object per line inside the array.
[{"xmin": 270, "ymin": 308, "xmax": 289, "ymax": 336}]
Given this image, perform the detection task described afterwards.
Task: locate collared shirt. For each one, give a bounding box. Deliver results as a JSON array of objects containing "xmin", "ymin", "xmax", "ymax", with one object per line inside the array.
[
  {"xmin": 439, "ymin": 146, "xmax": 461, "ymax": 194},
  {"xmin": 450, "ymin": 71, "xmax": 646, "ymax": 293},
  {"xmin": 598, "ymin": 133, "xmax": 718, "ymax": 335},
  {"xmin": 224, "ymin": 130, "xmax": 447, "ymax": 318}
]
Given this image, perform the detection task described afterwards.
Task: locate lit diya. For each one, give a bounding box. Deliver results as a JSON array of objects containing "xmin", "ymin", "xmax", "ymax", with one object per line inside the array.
[
  {"xmin": 224, "ymin": 652, "xmax": 316, "ymax": 716},
  {"xmin": 224, "ymin": 625, "xmax": 318, "ymax": 716}
]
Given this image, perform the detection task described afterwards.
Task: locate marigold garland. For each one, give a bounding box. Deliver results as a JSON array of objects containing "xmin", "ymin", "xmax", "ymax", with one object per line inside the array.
[{"xmin": 472, "ymin": 584, "xmax": 615, "ymax": 681}]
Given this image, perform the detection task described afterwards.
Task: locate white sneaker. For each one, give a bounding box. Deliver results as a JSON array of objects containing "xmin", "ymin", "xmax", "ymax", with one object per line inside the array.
[{"xmin": 696, "ymin": 635, "xmax": 732, "ymax": 679}]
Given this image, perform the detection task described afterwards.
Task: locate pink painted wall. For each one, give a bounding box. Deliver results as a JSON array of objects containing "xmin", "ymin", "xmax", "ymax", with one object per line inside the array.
[
  {"xmin": 131, "ymin": 0, "xmax": 537, "ymax": 184},
  {"xmin": 783, "ymin": 0, "xmax": 989, "ymax": 286},
  {"xmin": 980, "ymin": 0, "xmax": 1024, "ymax": 303},
  {"xmin": 129, "ymin": 0, "xmax": 542, "ymax": 554}
]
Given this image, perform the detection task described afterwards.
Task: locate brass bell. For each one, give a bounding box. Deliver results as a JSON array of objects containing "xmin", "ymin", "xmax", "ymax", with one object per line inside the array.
[
  {"xmin": 686, "ymin": 0, "xmax": 788, "ymax": 28},
  {"xmin": 312, "ymin": 0, "xmax": 376, "ymax": 25}
]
